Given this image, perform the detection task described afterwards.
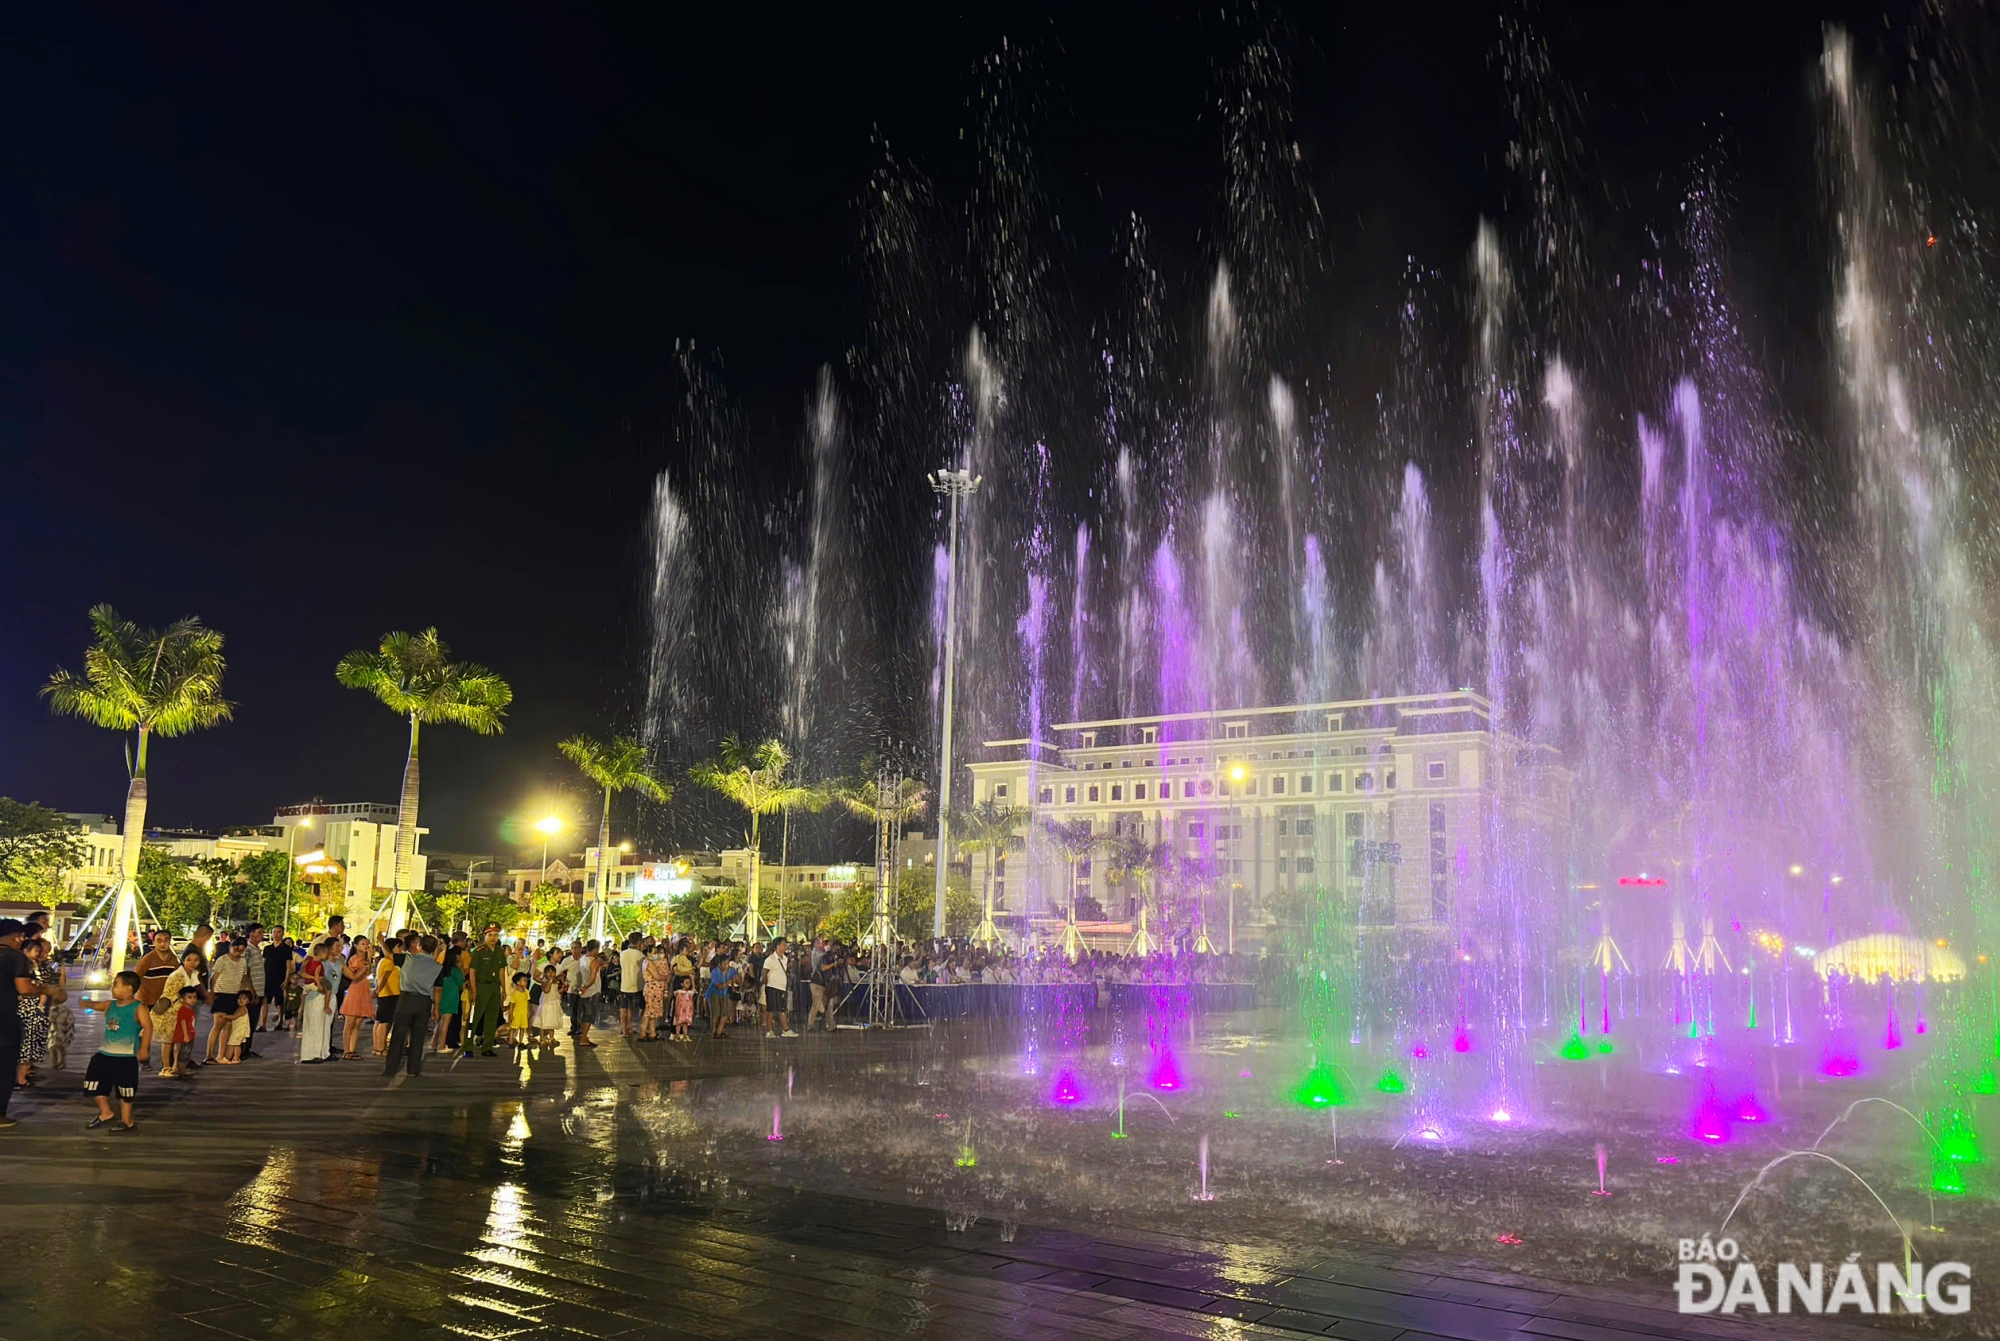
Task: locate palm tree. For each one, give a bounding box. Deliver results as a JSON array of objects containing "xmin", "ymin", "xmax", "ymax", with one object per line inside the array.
[
  {"xmin": 953, "ymin": 796, "xmax": 1026, "ymax": 946},
  {"xmin": 690, "ymin": 738, "xmax": 826, "ymax": 938},
  {"xmin": 1045, "ymin": 817, "xmax": 1098, "ymax": 961},
  {"xmin": 43, "ymin": 605, "xmax": 233, "ymax": 974},
  {"xmin": 336, "ymin": 630, "xmax": 511, "ymax": 929},
  {"xmin": 559, "ymin": 733, "xmax": 671, "ymax": 942},
  {"xmin": 835, "ymin": 772, "xmax": 928, "ymax": 948},
  {"xmin": 1100, "ymin": 832, "xmax": 1173, "ymax": 954}
]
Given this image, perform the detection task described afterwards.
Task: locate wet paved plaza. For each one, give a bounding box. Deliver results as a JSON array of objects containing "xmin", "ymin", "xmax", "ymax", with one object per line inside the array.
[{"xmin": 1, "ymin": 1023, "xmax": 1884, "ymax": 1341}]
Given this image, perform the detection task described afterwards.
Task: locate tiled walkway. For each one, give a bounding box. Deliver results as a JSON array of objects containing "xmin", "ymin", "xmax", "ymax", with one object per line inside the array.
[{"xmin": 0, "ymin": 1028, "xmax": 1881, "ymax": 1341}]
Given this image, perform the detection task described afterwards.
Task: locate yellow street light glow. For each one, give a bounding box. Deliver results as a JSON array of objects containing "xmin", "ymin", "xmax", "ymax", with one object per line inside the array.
[
  {"xmin": 535, "ymin": 816, "xmax": 563, "ymax": 836},
  {"xmin": 1228, "ymin": 764, "xmax": 1247, "ymax": 782},
  {"xmin": 618, "ymin": 841, "xmax": 632, "ymax": 853},
  {"xmin": 1830, "ymin": 874, "xmax": 1843, "ymax": 884},
  {"xmin": 1788, "ymin": 863, "xmax": 1804, "ymax": 876}
]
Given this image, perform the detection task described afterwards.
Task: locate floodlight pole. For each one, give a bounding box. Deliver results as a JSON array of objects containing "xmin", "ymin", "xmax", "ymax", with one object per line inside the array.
[{"xmin": 930, "ymin": 467, "xmax": 981, "ymax": 942}]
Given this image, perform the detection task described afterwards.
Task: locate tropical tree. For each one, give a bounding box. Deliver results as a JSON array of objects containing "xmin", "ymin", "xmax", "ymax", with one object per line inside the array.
[
  {"xmin": 43, "ymin": 606, "xmax": 233, "ymax": 972},
  {"xmin": 1100, "ymin": 831, "xmax": 1174, "ymax": 953},
  {"xmin": 0, "ymin": 798, "xmax": 87, "ymax": 913},
  {"xmin": 557, "ymin": 733, "xmax": 671, "ymax": 942},
  {"xmin": 1045, "ymin": 817, "xmax": 1098, "ymax": 959},
  {"xmin": 336, "ymin": 629, "xmax": 511, "ymax": 929},
  {"xmin": 526, "ymin": 882, "xmax": 574, "ymax": 935},
  {"xmin": 833, "ymin": 770, "xmax": 928, "ymax": 948},
  {"xmin": 952, "ymin": 796, "xmax": 1026, "ymax": 945},
  {"xmin": 689, "ymin": 738, "xmax": 827, "ymax": 938}
]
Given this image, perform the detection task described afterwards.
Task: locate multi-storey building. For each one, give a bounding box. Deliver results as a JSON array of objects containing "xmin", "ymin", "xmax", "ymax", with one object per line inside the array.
[{"xmin": 966, "ymin": 690, "xmax": 1570, "ymax": 951}]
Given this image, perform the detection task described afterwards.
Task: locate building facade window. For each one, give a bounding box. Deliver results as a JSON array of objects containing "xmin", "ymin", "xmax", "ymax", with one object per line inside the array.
[
  {"xmin": 1088, "ymin": 785, "xmax": 1101, "ymax": 802},
  {"xmin": 1134, "ymin": 782, "xmax": 1147, "ymax": 801},
  {"xmin": 1327, "ymin": 773, "xmax": 1343, "ymax": 792},
  {"xmin": 1299, "ymin": 774, "xmax": 1313, "ymax": 793},
  {"xmin": 1356, "ymin": 772, "xmax": 1375, "ymax": 792},
  {"xmin": 1142, "ymin": 726, "xmax": 1158, "ymax": 744},
  {"xmin": 1295, "ymin": 816, "xmax": 1314, "ymax": 837},
  {"xmin": 1224, "ymin": 722, "xmax": 1248, "ymax": 739},
  {"xmin": 1296, "ymin": 856, "xmax": 1315, "ymax": 874},
  {"xmin": 995, "ymin": 782, "xmax": 1010, "ymax": 798},
  {"xmin": 1271, "ymin": 776, "xmax": 1286, "ymax": 795},
  {"xmin": 1064, "ymin": 786, "xmax": 1076, "ymax": 804},
  {"xmin": 1110, "ymin": 784, "xmax": 1123, "ymax": 801},
  {"xmin": 1427, "ymin": 760, "xmax": 1446, "ymax": 781},
  {"xmin": 1039, "ymin": 787, "xmax": 1053, "ymax": 804},
  {"xmin": 1385, "ymin": 770, "xmax": 1397, "ymax": 790}
]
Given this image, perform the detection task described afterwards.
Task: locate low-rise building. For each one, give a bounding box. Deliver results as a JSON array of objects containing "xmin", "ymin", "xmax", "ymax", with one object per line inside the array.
[
  {"xmin": 967, "ymin": 689, "xmax": 1571, "ymax": 950},
  {"xmin": 272, "ymin": 802, "xmax": 427, "ymax": 924}
]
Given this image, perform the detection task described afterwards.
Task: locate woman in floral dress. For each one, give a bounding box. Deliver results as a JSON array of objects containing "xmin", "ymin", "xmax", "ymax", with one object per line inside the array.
[{"xmin": 639, "ymin": 944, "xmax": 670, "ymax": 1040}]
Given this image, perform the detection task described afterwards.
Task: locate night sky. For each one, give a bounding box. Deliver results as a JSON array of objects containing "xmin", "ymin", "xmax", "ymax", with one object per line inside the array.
[{"xmin": 0, "ymin": 2, "xmax": 1892, "ymax": 854}]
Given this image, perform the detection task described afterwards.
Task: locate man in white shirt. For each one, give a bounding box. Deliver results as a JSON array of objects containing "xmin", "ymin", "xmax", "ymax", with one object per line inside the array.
[
  {"xmin": 762, "ymin": 939, "xmax": 795, "ymax": 1038},
  {"xmin": 617, "ymin": 934, "xmax": 645, "ymax": 1038}
]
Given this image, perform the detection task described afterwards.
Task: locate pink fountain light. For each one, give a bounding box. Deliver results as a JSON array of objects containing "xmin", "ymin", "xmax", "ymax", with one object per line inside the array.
[
  {"xmin": 1735, "ymin": 1094, "xmax": 1768, "ymax": 1124},
  {"xmin": 1050, "ymin": 1070, "xmax": 1085, "ymax": 1106},
  {"xmin": 1150, "ymin": 1051, "xmax": 1183, "ymax": 1091},
  {"xmin": 1691, "ymin": 1094, "xmax": 1732, "ymax": 1144},
  {"xmin": 1452, "ymin": 1026, "xmax": 1472, "ymax": 1053}
]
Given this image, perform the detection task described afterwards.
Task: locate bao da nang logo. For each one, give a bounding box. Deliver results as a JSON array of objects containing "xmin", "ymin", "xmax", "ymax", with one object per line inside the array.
[{"xmin": 1675, "ymin": 1237, "xmax": 1971, "ymax": 1315}]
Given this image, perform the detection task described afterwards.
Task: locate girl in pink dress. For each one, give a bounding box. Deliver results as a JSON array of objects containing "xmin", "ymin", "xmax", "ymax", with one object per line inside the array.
[{"xmin": 339, "ymin": 940, "xmax": 375, "ymax": 1059}]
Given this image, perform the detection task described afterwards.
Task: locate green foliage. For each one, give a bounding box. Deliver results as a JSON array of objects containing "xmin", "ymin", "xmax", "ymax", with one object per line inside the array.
[
  {"xmin": 231, "ymin": 850, "xmax": 297, "ymax": 926},
  {"xmin": 689, "ymin": 738, "xmax": 827, "ymax": 822},
  {"xmin": 818, "ymin": 867, "xmax": 977, "ymax": 943},
  {"xmin": 433, "ymin": 884, "xmax": 470, "ymax": 933},
  {"xmin": 834, "ymin": 773, "xmax": 928, "ymax": 826},
  {"xmin": 697, "ymin": 885, "xmax": 748, "ymax": 937},
  {"xmin": 42, "ymin": 606, "xmax": 233, "ymax": 750},
  {"xmin": 559, "ymin": 734, "xmax": 672, "ymax": 805},
  {"xmin": 0, "ymin": 797, "xmax": 87, "ymax": 905},
  {"xmin": 138, "ymin": 847, "xmax": 210, "ymax": 933},
  {"xmin": 526, "ymin": 882, "xmax": 573, "ymax": 928},
  {"xmin": 335, "ymin": 629, "xmax": 511, "ymax": 734},
  {"xmin": 669, "ymin": 887, "xmax": 725, "ymax": 940},
  {"xmin": 629, "ymin": 894, "xmax": 671, "ymax": 937}
]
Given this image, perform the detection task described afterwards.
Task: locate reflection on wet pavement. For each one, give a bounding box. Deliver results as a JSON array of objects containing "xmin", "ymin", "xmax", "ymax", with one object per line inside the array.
[{"xmin": 1, "ymin": 1025, "xmax": 1871, "ymax": 1340}]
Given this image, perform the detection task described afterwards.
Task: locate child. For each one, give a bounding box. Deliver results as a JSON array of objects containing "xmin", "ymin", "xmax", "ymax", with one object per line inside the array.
[
  {"xmin": 507, "ymin": 973, "xmax": 532, "ymax": 1056},
  {"xmin": 80, "ymin": 970, "xmax": 151, "ymax": 1132},
  {"xmin": 673, "ymin": 974, "xmax": 695, "ymax": 1043},
  {"xmin": 532, "ymin": 964, "xmax": 565, "ymax": 1045},
  {"xmin": 162, "ymin": 985, "xmax": 199, "ymax": 1077},
  {"xmin": 219, "ymin": 990, "xmax": 253, "ymax": 1063}
]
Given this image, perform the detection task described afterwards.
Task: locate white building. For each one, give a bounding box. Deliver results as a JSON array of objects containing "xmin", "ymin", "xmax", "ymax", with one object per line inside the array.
[
  {"xmin": 966, "ymin": 690, "xmax": 1571, "ymax": 950},
  {"xmin": 272, "ymin": 802, "xmax": 427, "ymax": 924}
]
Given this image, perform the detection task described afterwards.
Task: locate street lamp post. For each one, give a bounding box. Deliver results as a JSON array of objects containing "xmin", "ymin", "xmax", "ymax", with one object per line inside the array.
[
  {"xmin": 282, "ymin": 815, "xmax": 316, "ymax": 938},
  {"xmin": 929, "ymin": 466, "xmax": 982, "ymax": 942},
  {"xmin": 536, "ymin": 815, "xmax": 563, "ymax": 885}
]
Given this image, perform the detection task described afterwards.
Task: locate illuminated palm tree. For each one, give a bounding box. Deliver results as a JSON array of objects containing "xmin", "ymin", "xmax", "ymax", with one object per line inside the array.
[
  {"xmin": 690, "ymin": 738, "xmax": 826, "ymax": 938},
  {"xmin": 1100, "ymin": 832, "xmax": 1173, "ymax": 954},
  {"xmin": 953, "ymin": 797, "xmax": 1026, "ymax": 946},
  {"xmin": 336, "ymin": 630, "xmax": 511, "ymax": 929},
  {"xmin": 559, "ymin": 733, "xmax": 672, "ymax": 941},
  {"xmin": 1045, "ymin": 817, "xmax": 1098, "ymax": 961},
  {"xmin": 43, "ymin": 605, "xmax": 233, "ymax": 974},
  {"xmin": 835, "ymin": 772, "xmax": 928, "ymax": 948}
]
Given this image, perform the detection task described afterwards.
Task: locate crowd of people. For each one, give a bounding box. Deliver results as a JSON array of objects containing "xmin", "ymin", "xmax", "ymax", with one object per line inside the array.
[{"xmin": 0, "ymin": 910, "xmax": 1268, "ymax": 1132}]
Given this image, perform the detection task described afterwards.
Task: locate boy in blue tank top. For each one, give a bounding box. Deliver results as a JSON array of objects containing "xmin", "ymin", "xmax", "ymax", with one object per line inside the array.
[{"xmin": 80, "ymin": 970, "xmax": 151, "ymax": 1131}]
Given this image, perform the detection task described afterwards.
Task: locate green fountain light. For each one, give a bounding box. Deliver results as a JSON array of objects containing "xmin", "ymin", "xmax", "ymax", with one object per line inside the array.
[
  {"xmin": 1288, "ymin": 1061, "xmax": 1349, "ymax": 1109},
  {"xmin": 1558, "ymin": 1032, "xmax": 1591, "ymax": 1061},
  {"xmin": 1375, "ymin": 1068, "xmax": 1407, "ymax": 1094}
]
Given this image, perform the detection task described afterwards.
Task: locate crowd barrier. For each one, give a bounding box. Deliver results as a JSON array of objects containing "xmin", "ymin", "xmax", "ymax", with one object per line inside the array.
[{"xmin": 831, "ymin": 980, "xmax": 1260, "ymax": 1020}]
